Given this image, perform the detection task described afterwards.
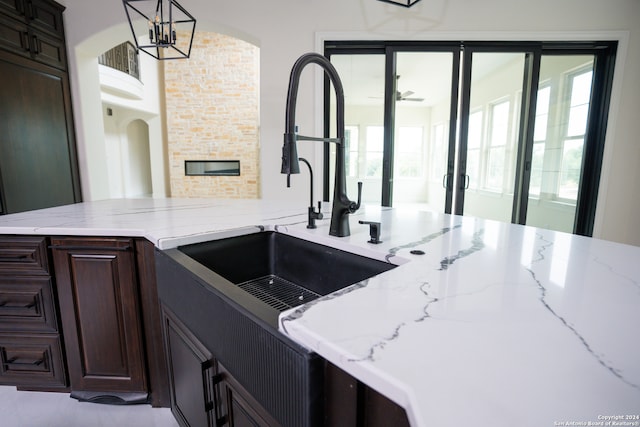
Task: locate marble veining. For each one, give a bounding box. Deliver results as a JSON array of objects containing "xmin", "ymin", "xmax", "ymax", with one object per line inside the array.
[
  {"xmin": 527, "ymin": 232, "xmax": 639, "ymax": 392},
  {"xmin": 1, "ymin": 199, "xmax": 638, "ymax": 427},
  {"xmin": 279, "ymin": 210, "xmax": 640, "ymax": 427},
  {"xmin": 386, "ymin": 224, "xmax": 462, "ymax": 258},
  {"xmin": 438, "ymin": 228, "xmax": 485, "ymax": 270}
]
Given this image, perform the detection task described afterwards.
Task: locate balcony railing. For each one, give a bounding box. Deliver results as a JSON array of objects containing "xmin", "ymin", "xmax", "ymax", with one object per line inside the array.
[{"xmin": 98, "ymin": 42, "xmax": 140, "ymax": 80}]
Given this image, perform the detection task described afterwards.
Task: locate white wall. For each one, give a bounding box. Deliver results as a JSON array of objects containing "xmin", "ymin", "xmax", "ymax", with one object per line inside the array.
[{"xmin": 58, "ymin": 0, "xmax": 640, "ymax": 246}]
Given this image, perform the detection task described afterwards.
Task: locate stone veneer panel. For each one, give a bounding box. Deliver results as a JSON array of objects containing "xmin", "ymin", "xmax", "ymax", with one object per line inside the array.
[{"xmin": 164, "ymin": 32, "xmax": 259, "ymax": 198}]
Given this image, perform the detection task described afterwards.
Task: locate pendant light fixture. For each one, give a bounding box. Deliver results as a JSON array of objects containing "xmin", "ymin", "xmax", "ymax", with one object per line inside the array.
[
  {"xmin": 377, "ymin": 0, "xmax": 422, "ymax": 6},
  {"xmin": 122, "ymin": 0, "xmax": 196, "ymax": 60}
]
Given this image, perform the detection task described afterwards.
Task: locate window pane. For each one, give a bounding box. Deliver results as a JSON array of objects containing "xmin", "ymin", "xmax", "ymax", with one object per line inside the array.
[
  {"xmin": 366, "ymin": 126, "xmax": 384, "ymax": 177},
  {"xmin": 526, "ymin": 55, "xmax": 594, "ymax": 234},
  {"xmin": 395, "ymin": 127, "xmax": 423, "ymax": 178},
  {"xmin": 567, "ymin": 70, "xmax": 592, "ymax": 137},
  {"xmin": 490, "ymin": 101, "xmax": 510, "ymax": 147},
  {"xmin": 330, "ymin": 54, "xmax": 385, "ymax": 205},
  {"xmin": 467, "ymin": 150, "xmax": 480, "ymax": 189},
  {"xmin": 570, "ymin": 71, "xmax": 593, "ymax": 106},
  {"xmin": 345, "ymin": 126, "xmax": 359, "ymax": 177},
  {"xmin": 528, "ymin": 142, "xmax": 545, "ymax": 196},
  {"xmin": 487, "ymin": 146, "xmax": 505, "ymax": 190},
  {"xmin": 468, "ymin": 110, "xmax": 483, "ymax": 149},
  {"xmin": 466, "ymin": 110, "xmax": 483, "ymax": 190},
  {"xmin": 534, "ymin": 86, "xmax": 550, "ymax": 142},
  {"xmin": 567, "ymin": 103, "xmax": 589, "ymax": 137},
  {"xmin": 430, "ymin": 123, "xmax": 445, "ymax": 181},
  {"xmin": 558, "ymin": 138, "xmax": 583, "ymax": 200}
]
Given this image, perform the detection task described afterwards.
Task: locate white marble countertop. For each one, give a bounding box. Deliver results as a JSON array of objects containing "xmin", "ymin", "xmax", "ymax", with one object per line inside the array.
[
  {"xmin": 1, "ymin": 198, "xmax": 639, "ymax": 427},
  {"xmin": 0, "ymin": 198, "xmax": 312, "ymax": 249}
]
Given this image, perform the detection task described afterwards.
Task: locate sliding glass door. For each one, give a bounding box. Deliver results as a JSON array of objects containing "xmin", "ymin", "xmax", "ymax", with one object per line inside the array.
[
  {"xmin": 456, "ymin": 51, "xmax": 527, "ymax": 223},
  {"xmin": 390, "ymin": 50, "xmax": 458, "ymax": 212},
  {"xmin": 328, "ymin": 53, "xmax": 387, "ymax": 206},
  {"xmin": 327, "ymin": 44, "xmax": 460, "ymax": 212},
  {"xmin": 325, "ymin": 40, "xmax": 616, "ymax": 236},
  {"xmin": 524, "ymin": 55, "xmax": 596, "ymax": 232}
]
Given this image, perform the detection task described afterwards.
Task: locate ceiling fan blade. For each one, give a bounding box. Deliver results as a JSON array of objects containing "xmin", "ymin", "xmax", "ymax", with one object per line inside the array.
[{"xmin": 400, "ymin": 90, "xmax": 414, "ymax": 98}]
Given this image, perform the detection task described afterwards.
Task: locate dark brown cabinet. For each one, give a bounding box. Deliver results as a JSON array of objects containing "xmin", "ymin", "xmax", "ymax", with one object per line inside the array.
[
  {"xmin": 161, "ymin": 306, "xmax": 278, "ymax": 427},
  {"xmin": 51, "ymin": 237, "xmax": 147, "ymax": 401},
  {"xmin": 0, "ymin": 235, "xmax": 67, "ymax": 389},
  {"xmin": 0, "ymin": 0, "xmax": 80, "ymax": 215},
  {"xmin": 0, "ymin": 0, "xmax": 66, "ymax": 69},
  {"xmin": 50, "ymin": 236, "xmax": 169, "ymax": 406}
]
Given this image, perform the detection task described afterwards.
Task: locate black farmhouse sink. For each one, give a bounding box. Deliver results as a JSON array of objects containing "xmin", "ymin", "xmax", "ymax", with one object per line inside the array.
[
  {"xmin": 177, "ymin": 230, "xmax": 396, "ymax": 312},
  {"xmin": 155, "ymin": 230, "xmax": 397, "ymax": 426}
]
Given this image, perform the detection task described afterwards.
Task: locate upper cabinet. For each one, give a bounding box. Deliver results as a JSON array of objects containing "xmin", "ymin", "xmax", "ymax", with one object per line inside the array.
[
  {"xmin": 0, "ymin": 0, "xmax": 66, "ymax": 69},
  {"xmin": 0, "ymin": 0, "xmax": 81, "ymax": 215}
]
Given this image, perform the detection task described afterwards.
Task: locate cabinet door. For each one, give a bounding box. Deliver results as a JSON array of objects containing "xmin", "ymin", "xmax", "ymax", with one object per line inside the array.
[
  {"xmin": 0, "ymin": 13, "xmax": 31, "ymax": 60},
  {"xmin": 0, "ymin": 0, "xmax": 64, "ymax": 37},
  {"xmin": 51, "ymin": 237, "xmax": 147, "ymax": 393},
  {"xmin": 0, "ymin": 52, "xmax": 79, "ymax": 214},
  {"xmin": 26, "ymin": 0, "xmax": 65, "ymax": 39},
  {"xmin": 26, "ymin": 26, "xmax": 66, "ymax": 69},
  {"xmin": 217, "ymin": 362, "xmax": 280, "ymax": 427},
  {"xmin": 161, "ymin": 306, "xmax": 280, "ymax": 427},
  {"xmin": 0, "ymin": 1, "xmax": 66, "ymax": 69},
  {"xmin": 162, "ymin": 306, "xmax": 217, "ymax": 427}
]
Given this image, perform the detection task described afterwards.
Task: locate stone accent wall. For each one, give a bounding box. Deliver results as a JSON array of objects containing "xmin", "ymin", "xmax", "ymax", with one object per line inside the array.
[{"xmin": 164, "ymin": 32, "xmax": 259, "ymax": 198}]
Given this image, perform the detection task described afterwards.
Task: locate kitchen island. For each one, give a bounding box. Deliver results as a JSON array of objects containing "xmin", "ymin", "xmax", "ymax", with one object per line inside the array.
[{"xmin": 0, "ymin": 198, "xmax": 638, "ymax": 427}]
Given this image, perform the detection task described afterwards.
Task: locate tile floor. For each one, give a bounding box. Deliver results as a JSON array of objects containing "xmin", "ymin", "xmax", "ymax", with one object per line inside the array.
[{"xmin": 0, "ymin": 386, "xmax": 179, "ymax": 427}]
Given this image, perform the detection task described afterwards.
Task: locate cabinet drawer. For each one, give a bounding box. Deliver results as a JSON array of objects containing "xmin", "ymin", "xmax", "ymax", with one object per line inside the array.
[
  {"xmin": 0, "ymin": 13, "xmax": 30, "ymax": 59},
  {"xmin": 0, "ymin": 277, "xmax": 58, "ymax": 332},
  {"xmin": 28, "ymin": 0, "xmax": 65, "ymax": 39},
  {"xmin": 0, "ymin": 236, "xmax": 49, "ymax": 275},
  {"xmin": 27, "ymin": 27, "xmax": 66, "ymax": 70},
  {"xmin": 0, "ymin": 0, "xmax": 24, "ymax": 22},
  {"xmin": 0, "ymin": 0, "xmax": 65, "ymax": 39},
  {"xmin": 0, "ymin": 333, "xmax": 67, "ymax": 388}
]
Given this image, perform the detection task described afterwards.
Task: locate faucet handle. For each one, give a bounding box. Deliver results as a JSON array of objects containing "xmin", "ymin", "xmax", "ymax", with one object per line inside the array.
[{"xmin": 349, "ymin": 182, "xmax": 363, "ymax": 213}]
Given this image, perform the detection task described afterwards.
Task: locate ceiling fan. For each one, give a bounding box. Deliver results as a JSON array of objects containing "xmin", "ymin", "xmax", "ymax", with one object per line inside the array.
[
  {"xmin": 396, "ymin": 89, "xmax": 424, "ymax": 102},
  {"xmin": 368, "ymin": 75, "xmax": 425, "ymax": 102},
  {"xmin": 395, "ymin": 75, "xmax": 424, "ymax": 102}
]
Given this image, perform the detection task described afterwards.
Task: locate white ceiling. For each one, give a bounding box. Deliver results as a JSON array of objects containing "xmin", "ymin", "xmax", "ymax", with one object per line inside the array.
[{"xmin": 332, "ymin": 52, "xmax": 522, "ymax": 108}]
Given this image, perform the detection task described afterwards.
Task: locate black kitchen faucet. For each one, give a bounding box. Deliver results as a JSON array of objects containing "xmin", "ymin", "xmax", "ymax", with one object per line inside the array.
[{"xmin": 281, "ymin": 52, "xmax": 362, "ymax": 237}]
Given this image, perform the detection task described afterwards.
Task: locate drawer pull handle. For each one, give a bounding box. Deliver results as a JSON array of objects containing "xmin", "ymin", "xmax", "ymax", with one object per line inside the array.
[
  {"xmin": 0, "ymin": 300, "xmax": 37, "ymax": 309},
  {"xmin": 4, "ymin": 356, "xmax": 44, "ymax": 367},
  {"xmin": 0, "ymin": 255, "xmax": 29, "ymax": 262},
  {"xmin": 50, "ymin": 245, "xmax": 131, "ymax": 252}
]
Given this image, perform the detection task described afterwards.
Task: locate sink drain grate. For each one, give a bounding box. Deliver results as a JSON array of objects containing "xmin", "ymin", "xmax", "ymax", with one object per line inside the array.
[{"xmin": 237, "ymin": 275, "xmax": 321, "ymax": 312}]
